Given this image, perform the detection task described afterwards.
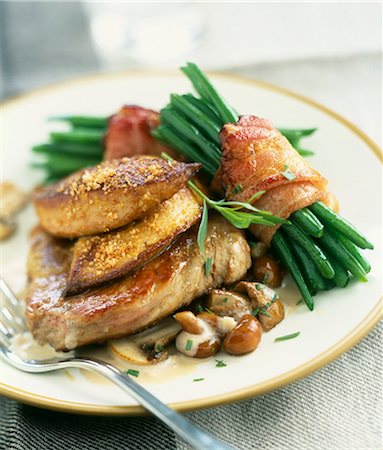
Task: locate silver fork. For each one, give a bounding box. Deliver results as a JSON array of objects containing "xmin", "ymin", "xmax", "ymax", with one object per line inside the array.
[{"xmin": 0, "ymin": 278, "xmax": 234, "ymax": 450}]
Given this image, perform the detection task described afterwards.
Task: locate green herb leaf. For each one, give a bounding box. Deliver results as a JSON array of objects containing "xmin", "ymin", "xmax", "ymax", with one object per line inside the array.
[
  {"xmin": 204, "ymin": 257, "xmax": 213, "ymax": 276},
  {"xmin": 274, "ymin": 331, "xmax": 301, "ymax": 342},
  {"xmin": 215, "ymin": 359, "xmax": 227, "ymax": 368},
  {"xmin": 196, "ymin": 304, "xmax": 204, "ymax": 313},
  {"xmin": 197, "ymin": 200, "xmax": 209, "ymax": 257},
  {"xmin": 281, "ymin": 165, "xmax": 296, "ymax": 181},
  {"xmin": 126, "ymin": 369, "xmax": 140, "ymax": 377},
  {"xmin": 185, "ymin": 339, "xmax": 193, "ymax": 351},
  {"xmin": 223, "ymin": 297, "xmax": 228, "ymax": 304},
  {"xmin": 262, "ymin": 272, "xmax": 270, "ymax": 284},
  {"xmin": 193, "ymin": 378, "xmax": 205, "ymax": 382},
  {"xmin": 231, "ymin": 184, "xmax": 243, "ymax": 195}
]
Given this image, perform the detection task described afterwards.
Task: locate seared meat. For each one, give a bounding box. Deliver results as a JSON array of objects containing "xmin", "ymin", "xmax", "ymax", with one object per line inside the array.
[
  {"xmin": 26, "ymin": 215, "xmax": 251, "ymax": 351},
  {"xmin": 34, "ymin": 157, "xmax": 200, "ymax": 238},
  {"xmin": 66, "ymin": 188, "xmax": 202, "ymax": 295},
  {"xmin": 104, "ymin": 105, "xmax": 178, "ymax": 160}
]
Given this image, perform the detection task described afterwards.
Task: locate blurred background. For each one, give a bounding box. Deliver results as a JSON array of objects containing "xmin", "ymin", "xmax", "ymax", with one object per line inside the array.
[{"xmin": 0, "ymin": 2, "xmax": 381, "ymax": 143}]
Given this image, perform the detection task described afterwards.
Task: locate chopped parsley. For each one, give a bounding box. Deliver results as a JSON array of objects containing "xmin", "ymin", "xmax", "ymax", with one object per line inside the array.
[
  {"xmin": 126, "ymin": 369, "xmax": 140, "ymax": 377},
  {"xmin": 215, "ymin": 359, "xmax": 227, "ymax": 368},
  {"xmin": 231, "ymin": 184, "xmax": 243, "ymax": 195},
  {"xmin": 155, "ymin": 344, "xmax": 164, "ymax": 353},
  {"xmin": 252, "ymin": 293, "xmax": 278, "ymax": 317},
  {"xmin": 255, "ymin": 283, "xmax": 265, "ymax": 291},
  {"xmin": 196, "ymin": 304, "xmax": 204, "ymax": 313},
  {"xmin": 249, "ymin": 241, "xmax": 257, "ymax": 249},
  {"xmin": 262, "ymin": 272, "xmax": 270, "ymax": 284},
  {"xmin": 193, "ymin": 378, "xmax": 205, "ymax": 382},
  {"xmin": 281, "ymin": 164, "xmax": 296, "ymax": 181},
  {"xmin": 204, "ymin": 257, "xmax": 213, "ymax": 276},
  {"xmin": 274, "ymin": 332, "xmax": 301, "ymax": 342},
  {"xmin": 296, "ymin": 299, "xmax": 303, "ymax": 305},
  {"xmin": 223, "ymin": 297, "xmax": 229, "ymax": 304},
  {"xmin": 185, "ymin": 339, "xmax": 193, "ymax": 351}
]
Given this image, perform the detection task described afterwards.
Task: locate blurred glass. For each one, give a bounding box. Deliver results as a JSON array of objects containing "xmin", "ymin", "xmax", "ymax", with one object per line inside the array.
[{"xmin": 82, "ymin": 2, "xmax": 205, "ymax": 67}]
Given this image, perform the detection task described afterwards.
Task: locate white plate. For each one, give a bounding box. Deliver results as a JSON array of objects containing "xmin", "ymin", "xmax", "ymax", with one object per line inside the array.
[{"xmin": 0, "ymin": 71, "xmax": 381, "ymax": 415}]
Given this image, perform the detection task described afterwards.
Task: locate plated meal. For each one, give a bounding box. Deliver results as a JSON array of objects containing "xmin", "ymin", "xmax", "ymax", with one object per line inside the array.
[{"xmin": 1, "ymin": 65, "xmax": 380, "ymax": 414}]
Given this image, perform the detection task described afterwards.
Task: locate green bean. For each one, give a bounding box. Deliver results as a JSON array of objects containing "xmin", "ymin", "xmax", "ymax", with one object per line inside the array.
[
  {"xmin": 282, "ymin": 223, "xmax": 335, "ymax": 279},
  {"xmin": 272, "ymin": 232, "xmax": 314, "ymax": 310},
  {"xmin": 170, "ymin": 94, "xmax": 221, "ymax": 145},
  {"xmin": 49, "ymin": 115, "xmax": 108, "ymax": 129},
  {"xmin": 278, "ymin": 128, "xmax": 317, "ymax": 140},
  {"xmin": 152, "ymin": 126, "xmax": 216, "ymax": 178},
  {"xmin": 336, "ymin": 233, "xmax": 371, "ymax": 274},
  {"xmin": 278, "ymin": 128, "xmax": 316, "ymax": 156},
  {"xmin": 32, "ymin": 143, "xmax": 103, "ymax": 158},
  {"xmin": 323, "ymin": 253, "xmax": 350, "ymax": 288},
  {"xmin": 181, "ymin": 62, "xmax": 238, "ymax": 124},
  {"xmin": 183, "ymin": 94, "xmax": 222, "ymax": 126},
  {"xmin": 50, "ymin": 130, "xmax": 104, "ymax": 144},
  {"xmin": 289, "ymin": 239, "xmax": 326, "ymax": 294},
  {"xmin": 160, "ymin": 107, "xmax": 221, "ymax": 163},
  {"xmin": 291, "ymin": 208, "xmax": 324, "ymax": 238},
  {"xmin": 318, "ymin": 228, "xmax": 368, "ymax": 282},
  {"xmin": 310, "ymin": 202, "xmax": 373, "ymax": 250},
  {"xmin": 31, "ymin": 153, "xmax": 99, "ymax": 174}
]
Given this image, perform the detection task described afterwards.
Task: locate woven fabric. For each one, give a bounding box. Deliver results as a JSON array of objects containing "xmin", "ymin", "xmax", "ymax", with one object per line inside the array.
[
  {"xmin": 0, "ymin": 398, "xmax": 177, "ymax": 450},
  {"xmin": 176, "ymin": 322, "xmax": 383, "ymax": 450}
]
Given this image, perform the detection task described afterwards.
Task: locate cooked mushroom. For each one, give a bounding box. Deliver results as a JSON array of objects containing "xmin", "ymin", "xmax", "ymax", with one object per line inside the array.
[
  {"xmin": 235, "ymin": 281, "xmax": 285, "ymax": 332},
  {"xmin": 108, "ymin": 317, "xmax": 181, "ymax": 365},
  {"xmin": 205, "ymin": 289, "xmax": 252, "ymax": 321},
  {"xmin": 174, "ymin": 311, "xmax": 221, "ymax": 358},
  {"xmin": 250, "ymin": 241, "xmax": 267, "ymax": 259},
  {"xmin": 223, "ymin": 315, "xmax": 262, "ymax": 355},
  {"xmin": 252, "ymin": 254, "xmax": 282, "ymax": 287}
]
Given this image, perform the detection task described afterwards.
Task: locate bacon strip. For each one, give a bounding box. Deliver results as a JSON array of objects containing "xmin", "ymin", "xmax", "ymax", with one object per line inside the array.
[
  {"xmin": 104, "ymin": 105, "xmax": 178, "ymax": 161},
  {"xmin": 220, "ymin": 115, "xmax": 328, "ymax": 244}
]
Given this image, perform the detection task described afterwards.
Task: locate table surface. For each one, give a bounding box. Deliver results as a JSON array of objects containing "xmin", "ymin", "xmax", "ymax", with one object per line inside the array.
[{"xmin": 0, "ymin": 2, "xmax": 381, "ymax": 450}]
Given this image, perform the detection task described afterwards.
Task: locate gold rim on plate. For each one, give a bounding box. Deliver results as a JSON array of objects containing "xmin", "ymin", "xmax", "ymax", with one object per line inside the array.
[{"xmin": 0, "ymin": 69, "xmax": 382, "ymax": 416}]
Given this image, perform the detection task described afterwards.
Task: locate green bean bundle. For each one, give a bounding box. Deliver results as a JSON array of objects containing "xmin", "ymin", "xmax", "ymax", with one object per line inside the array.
[{"xmin": 153, "ymin": 62, "xmax": 373, "ymax": 310}]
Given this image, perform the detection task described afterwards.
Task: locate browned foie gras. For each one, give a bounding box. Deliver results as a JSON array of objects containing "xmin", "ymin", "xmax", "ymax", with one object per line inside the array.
[{"xmin": 34, "ymin": 157, "xmax": 200, "ymax": 238}]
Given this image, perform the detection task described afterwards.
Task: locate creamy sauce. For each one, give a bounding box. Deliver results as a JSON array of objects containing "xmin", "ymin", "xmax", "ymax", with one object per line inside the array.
[
  {"xmin": 78, "ymin": 343, "xmax": 197, "ymax": 385},
  {"xmin": 175, "ymin": 320, "xmax": 216, "ymax": 357},
  {"xmin": 217, "ymin": 316, "xmax": 237, "ymax": 335},
  {"xmin": 10, "ymin": 332, "xmax": 74, "ymax": 360}
]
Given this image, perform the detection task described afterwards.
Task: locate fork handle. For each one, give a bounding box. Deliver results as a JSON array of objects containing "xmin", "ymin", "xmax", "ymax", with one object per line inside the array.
[{"xmin": 67, "ymin": 357, "xmax": 234, "ymax": 450}]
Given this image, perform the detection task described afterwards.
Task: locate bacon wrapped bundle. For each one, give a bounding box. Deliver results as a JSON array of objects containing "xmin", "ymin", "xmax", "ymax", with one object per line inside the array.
[
  {"xmin": 220, "ymin": 116, "xmax": 329, "ymax": 244},
  {"xmin": 104, "ymin": 106, "xmax": 178, "ymax": 161}
]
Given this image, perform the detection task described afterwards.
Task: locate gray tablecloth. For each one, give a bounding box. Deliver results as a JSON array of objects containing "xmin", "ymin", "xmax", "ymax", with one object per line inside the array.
[{"xmin": 0, "ymin": 3, "xmax": 382, "ymax": 449}]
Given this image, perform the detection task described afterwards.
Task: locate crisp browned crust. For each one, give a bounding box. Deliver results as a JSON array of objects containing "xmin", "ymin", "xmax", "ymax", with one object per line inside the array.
[
  {"xmin": 25, "ymin": 215, "xmax": 251, "ymax": 351},
  {"xmin": 33, "ymin": 157, "xmax": 200, "ymax": 238},
  {"xmin": 66, "ymin": 188, "xmax": 202, "ymax": 295}
]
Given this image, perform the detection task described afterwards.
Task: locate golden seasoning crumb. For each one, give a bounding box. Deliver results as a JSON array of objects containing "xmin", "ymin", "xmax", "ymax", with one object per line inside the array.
[{"xmin": 59, "ymin": 157, "xmax": 175, "ymax": 198}]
